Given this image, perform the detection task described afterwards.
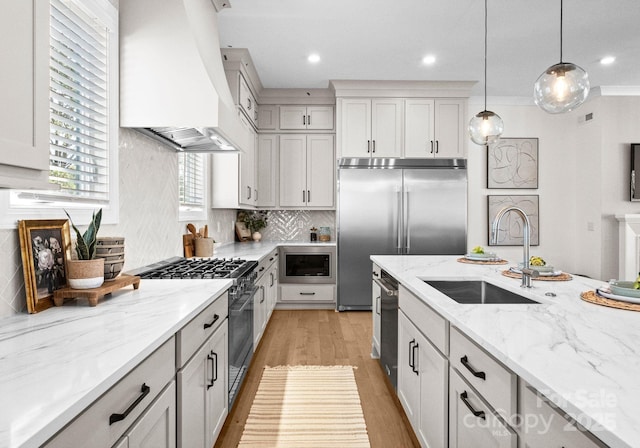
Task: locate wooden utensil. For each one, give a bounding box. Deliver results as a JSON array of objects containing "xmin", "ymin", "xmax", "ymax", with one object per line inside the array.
[
  {"xmin": 183, "ymin": 234, "xmax": 195, "ymax": 258},
  {"xmin": 203, "ymin": 225, "xmax": 208, "ymax": 238},
  {"xmin": 186, "ymin": 223, "xmax": 197, "ymax": 238}
]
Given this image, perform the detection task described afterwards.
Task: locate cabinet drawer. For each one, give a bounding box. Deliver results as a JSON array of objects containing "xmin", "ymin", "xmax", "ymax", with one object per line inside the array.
[
  {"xmin": 519, "ymin": 382, "xmax": 605, "ymax": 448},
  {"xmin": 44, "ymin": 337, "xmax": 175, "ymax": 448},
  {"xmin": 176, "ymin": 292, "xmax": 228, "ymax": 368},
  {"xmin": 279, "ymin": 284, "xmax": 335, "ymax": 302},
  {"xmin": 399, "ymin": 285, "xmax": 447, "ymax": 354},
  {"xmin": 449, "ymin": 368, "xmax": 516, "ymax": 448},
  {"xmin": 450, "ymin": 326, "xmax": 516, "ymax": 419}
]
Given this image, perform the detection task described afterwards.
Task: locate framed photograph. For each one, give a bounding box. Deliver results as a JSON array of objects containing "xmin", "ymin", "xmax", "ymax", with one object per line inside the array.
[
  {"xmin": 487, "ymin": 138, "xmax": 539, "ymax": 189},
  {"xmin": 18, "ymin": 220, "xmax": 72, "ymax": 313},
  {"xmin": 488, "ymin": 195, "xmax": 539, "ymax": 246}
]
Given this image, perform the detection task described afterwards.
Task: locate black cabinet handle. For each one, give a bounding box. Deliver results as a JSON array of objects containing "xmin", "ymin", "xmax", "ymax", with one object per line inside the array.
[
  {"xmin": 367, "ymin": 140, "xmax": 371, "ymax": 153},
  {"xmin": 435, "ymin": 140, "xmax": 439, "ymax": 154},
  {"xmin": 109, "ymin": 383, "xmax": 150, "ymax": 425},
  {"xmin": 303, "ymin": 114, "xmax": 306, "ymax": 125},
  {"xmin": 299, "ymin": 292, "xmax": 316, "ymax": 296},
  {"xmin": 408, "ymin": 339, "xmax": 415, "ymax": 369},
  {"xmin": 412, "ymin": 342, "xmax": 419, "ymax": 375},
  {"xmin": 307, "ymin": 114, "xmax": 311, "ymax": 125},
  {"xmin": 430, "ymin": 140, "xmax": 434, "ymax": 153},
  {"xmin": 460, "ymin": 355, "xmax": 486, "ymax": 380},
  {"xmin": 203, "ymin": 313, "xmax": 220, "ymax": 330},
  {"xmin": 372, "ymin": 271, "xmax": 379, "ymax": 277},
  {"xmin": 270, "ymin": 272, "xmax": 274, "ymax": 287},
  {"xmin": 269, "ymin": 257, "xmax": 274, "ymax": 262},
  {"xmin": 372, "ymin": 140, "xmax": 376, "ymax": 153},
  {"xmin": 460, "ymin": 391, "xmax": 486, "ymax": 420},
  {"xmin": 302, "ymin": 190, "xmax": 306, "ymax": 202},
  {"xmin": 207, "ymin": 351, "xmax": 217, "ymax": 390},
  {"xmin": 259, "ymin": 266, "xmax": 265, "ymax": 272},
  {"xmin": 307, "ymin": 190, "xmax": 311, "ymax": 202},
  {"xmin": 247, "ymin": 186, "xmax": 251, "ymax": 200},
  {"xmin": 260, "ymin": 285, "xmax": 265, "ymax": 303}
]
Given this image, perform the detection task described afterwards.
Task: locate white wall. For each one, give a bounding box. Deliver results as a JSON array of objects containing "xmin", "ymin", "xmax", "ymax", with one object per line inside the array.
[{"xmin": 466, "ymin": 99, "xmax": 579, "ymax": 274}]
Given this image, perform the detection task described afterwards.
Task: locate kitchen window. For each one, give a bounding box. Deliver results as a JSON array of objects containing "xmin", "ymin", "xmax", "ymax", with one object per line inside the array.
[
  {"xmin": 179, "ymin": 152, "xmax": 207, "ymax": 221},
  {"xmin": 0, "ymin": 0, "xmax": 118, "ymax": 227}
]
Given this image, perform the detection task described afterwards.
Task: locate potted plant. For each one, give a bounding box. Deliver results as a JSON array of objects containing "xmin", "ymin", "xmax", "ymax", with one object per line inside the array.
[
  {"xmin": 237, "ymin": 210, "xmax": 268, "ymax": 242},
  {"xmin": 65, "ymin": 209, "xmax": 104, "ymax": 289}
]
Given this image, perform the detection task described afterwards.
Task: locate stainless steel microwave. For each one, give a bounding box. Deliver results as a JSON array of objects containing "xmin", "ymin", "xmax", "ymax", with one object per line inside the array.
[{"xmin": 279, "ymin": 245, "xmax": 336, "ymax": 284}]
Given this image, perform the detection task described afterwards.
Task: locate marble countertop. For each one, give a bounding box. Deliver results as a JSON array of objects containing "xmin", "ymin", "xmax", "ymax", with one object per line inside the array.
[
  {"xmin": 371, "ymin": 255, "xmax": 640, "ymax": 448},
  {"xmin": 211, "ymin": 240, "xmax": 336, "ymax": 260},
  {"xmin": 0, "ymin": 279, "xmax": 232, "ymax": 448}
]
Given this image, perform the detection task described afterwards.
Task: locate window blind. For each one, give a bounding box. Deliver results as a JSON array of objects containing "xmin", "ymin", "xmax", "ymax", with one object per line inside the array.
[
  {"xmin": 179, "ymin": 153, "xmax": 205, "ymax": 208},
  {"xmin": 48, "ymin": 0, "xmax": 110, "ymax": 203}
]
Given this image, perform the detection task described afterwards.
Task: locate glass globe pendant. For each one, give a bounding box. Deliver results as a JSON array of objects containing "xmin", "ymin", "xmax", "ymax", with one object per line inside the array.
[
  {"xmin": 534, "ymin": 62, "xmax": 589, "ymax": 114},
  {"xmin": 469, "ymin": 110, "xmax": 504, "ymax": 145},
  {"xmin": 534, "ymin": 0, "xmax": 590, "ymax": 114},
  {"xmin": 468, "ymin": 0, "xmax": 503, "ymax": 146}
]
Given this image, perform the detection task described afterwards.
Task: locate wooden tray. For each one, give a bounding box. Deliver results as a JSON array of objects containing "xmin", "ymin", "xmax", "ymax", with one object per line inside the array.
[
  {"xmin": 580, "ymin": 290, "xmax": 640, "ymax": 311},
  {"xmin": 457, "ymin": 257, "xmax": 508, "ymax": 265},
  {"xmin": 53, "ymin": 274, "xmax": 141, "ymax": 307},
  {"xmin": 501, "ymin": 270, "xmax": 572, "ymax": 281}
]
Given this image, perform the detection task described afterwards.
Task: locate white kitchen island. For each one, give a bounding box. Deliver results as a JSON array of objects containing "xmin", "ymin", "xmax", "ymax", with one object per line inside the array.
[
  {"xmin": 0, "ymin": 279, "xmax": 232, "ymax": 448},
  {"xmin": 372, "ymin": 255, "xmax": 640, "ymax": 448}
]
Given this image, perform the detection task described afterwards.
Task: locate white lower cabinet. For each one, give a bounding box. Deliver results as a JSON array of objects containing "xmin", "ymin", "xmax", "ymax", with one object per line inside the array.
[
  {"xmin": 254, "ymin": 273, "xmax": 268, "ymax": 348},
  {"xmin": 44, "ymin": 338, "xmax": 176, "ymax": 448},
  {"xmin": 126, "ymin": 381, "xmax": 176, "ymax": 448},
  {"xmin": 177, "ymin": 320, "xmax": 228, "ymax": 448},
  {"xmin": 398, "ymin": 311, "xmax": 448, "ymax": 448},
  {"xmin": 519, "ymin": 381, "xmax": 605, "ymax": 448},
  {"xmin": 279, "ymin": 284, "xmax": 335, "ymax": 304},
  {"xmin": 449, "ymin": 368, "xmax": 517, "ymax": 448}
]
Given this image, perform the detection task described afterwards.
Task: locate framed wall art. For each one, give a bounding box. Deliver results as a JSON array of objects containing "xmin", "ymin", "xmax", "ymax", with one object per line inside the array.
[
  {"xmin": 487, "ymin": 138, "xmax": 539, "ymax": 189},
  {"xmin": 488, "ymin": 195, "xmax": 539, "ymax": 246},
  {"xmin": 18, "ymin": 219, "xmax": 72, "ymax": 313}
]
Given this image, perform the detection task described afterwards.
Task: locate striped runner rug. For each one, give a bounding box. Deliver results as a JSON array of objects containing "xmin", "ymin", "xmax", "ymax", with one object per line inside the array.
[{"xmin": 238, "ymin": 365, "xmax": 370, "ymax": 447}]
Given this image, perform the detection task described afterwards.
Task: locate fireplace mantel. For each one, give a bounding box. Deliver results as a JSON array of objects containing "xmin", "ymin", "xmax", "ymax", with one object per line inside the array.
[{"xmin": 615, "ymin": 214, "xmax": 640, "ymax": 280}]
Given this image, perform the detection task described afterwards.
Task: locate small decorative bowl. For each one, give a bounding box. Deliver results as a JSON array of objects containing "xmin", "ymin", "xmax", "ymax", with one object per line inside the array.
[
  {"xmin": 103, "ymin": 260, "xmax": 124, "ymax": 281},
  {"xmin": 609, "ymin": 281, "xmax": 640, "ymax": 298}
]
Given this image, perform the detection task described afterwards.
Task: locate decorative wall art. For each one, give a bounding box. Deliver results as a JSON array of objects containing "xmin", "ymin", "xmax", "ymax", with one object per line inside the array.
[
  {"xmin": 488, "ymin": 195, "xmax": 539, "ymax": 246},
  {"xmin": 487, "ymin": 138, "xmax": 539, "ymax": 189},
  {"xmin": 18, "ymin": 219, "xmax": 72, "ymax": 313}
]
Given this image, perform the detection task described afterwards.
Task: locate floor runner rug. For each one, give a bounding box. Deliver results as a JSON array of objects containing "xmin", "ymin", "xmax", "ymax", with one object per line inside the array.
[{"xmin": 238, "ymin": 365, "xmax": 370, "ymax": 447}]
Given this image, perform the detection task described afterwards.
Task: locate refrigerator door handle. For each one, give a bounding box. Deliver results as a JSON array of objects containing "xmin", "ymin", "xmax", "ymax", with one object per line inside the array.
[
  {"xmin": 404, "ymin": 190, "xmax": 410, "ymax": 254},
  {"xmin": 396, "ymin": 190, "xmax": 402, "ymax": 254}
]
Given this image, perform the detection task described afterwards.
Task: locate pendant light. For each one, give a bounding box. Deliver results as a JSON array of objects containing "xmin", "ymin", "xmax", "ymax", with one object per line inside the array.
[
  {"xmin": 533, "ymin": 0, "xmax": 589, "ymax": 114},
  {"xmin": 469, "ymin": 0, "xmax": 503, "ymax": 146}
]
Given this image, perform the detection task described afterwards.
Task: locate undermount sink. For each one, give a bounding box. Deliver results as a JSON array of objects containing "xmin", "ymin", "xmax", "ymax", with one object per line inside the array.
[{"xmin": 424, "ymin": 280, "xmax": 540, "ymax": 305}]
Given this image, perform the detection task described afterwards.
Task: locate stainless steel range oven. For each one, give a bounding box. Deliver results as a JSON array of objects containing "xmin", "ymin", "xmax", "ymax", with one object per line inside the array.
[
  {"xmin": 279, "ymin": 246, "xmax": 336, "ymax": 284},
  {"xmin": 132, "ymin": 256, "xmax": 257, "ymax": 408}
]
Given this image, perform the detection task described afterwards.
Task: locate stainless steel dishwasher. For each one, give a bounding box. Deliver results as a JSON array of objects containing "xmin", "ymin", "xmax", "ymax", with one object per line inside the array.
[{"xmin": 374, "ymin": 269, "xmax": 399, "ymax": 389}]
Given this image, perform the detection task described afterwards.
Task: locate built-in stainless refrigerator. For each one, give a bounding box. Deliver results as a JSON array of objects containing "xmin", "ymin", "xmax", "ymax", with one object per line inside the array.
[{"xmin": 337, "ymin": 158, "xmax": 467, "ymax": 311}]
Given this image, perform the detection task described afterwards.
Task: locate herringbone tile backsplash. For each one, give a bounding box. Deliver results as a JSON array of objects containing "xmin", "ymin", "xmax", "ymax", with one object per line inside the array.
[{"xmin": 261, "ymin": 210, "xmax": 335, "ymax": 242}]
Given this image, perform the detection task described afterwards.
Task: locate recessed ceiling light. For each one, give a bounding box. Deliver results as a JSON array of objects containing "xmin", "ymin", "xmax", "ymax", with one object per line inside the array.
[
  {"xmin": 600, "ymin": 56, "xmax": 616, "ymax": 65},
  {"xmin": 422, "ymin": 55, "xmax": 436, "ymax": 65},
  {"xmin": 307, "ymin": 53, "xmax": 321, "ymax": 64}
]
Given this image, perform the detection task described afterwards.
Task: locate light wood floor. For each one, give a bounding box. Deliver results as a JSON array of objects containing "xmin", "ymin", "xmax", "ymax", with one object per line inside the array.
[{"xmin": 214, "ymin": 310, "xmax": 419, "ymax": 448}]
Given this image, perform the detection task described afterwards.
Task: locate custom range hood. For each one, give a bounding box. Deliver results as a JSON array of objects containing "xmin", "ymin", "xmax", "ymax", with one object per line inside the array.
[{"xmin": 120, "ymin": 0, "xmax": 244, "ymax": 152}]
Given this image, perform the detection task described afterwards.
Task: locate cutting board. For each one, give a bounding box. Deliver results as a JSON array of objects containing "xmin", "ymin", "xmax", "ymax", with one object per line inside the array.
[{"xmin": 183, "ymin": 234, "xmax": 195, "ymax": 258}]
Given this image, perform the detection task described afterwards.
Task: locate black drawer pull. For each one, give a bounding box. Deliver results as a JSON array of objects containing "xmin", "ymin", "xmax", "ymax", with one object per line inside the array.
[
  {"xmin": 109, "ymin": 383, "xmax": 150, "ymax": 425},
  {"xmin": 408, "ymin": 339, "xmax": 415, "ymax": 369},
  {"xmin": 207, "ymin": 351, "xmax": 217, "ymax": 390},
  {"xmin": 412, "ymin": 342, "xmax": 419, "ymax": 375},
  {"xmin": 299, "ymin": 292, "xmax": 316, "ymax": 296},
  {"xmin": 460, "ymin": 355, "xmax": 486, "ymax": 380},
  {"xmin": 203, "ymin": 313, "xmax": 220, "ymax": 329},
  {"xmin": 460, "ymin": 391, "xmax": 485, "ymax": 420}
]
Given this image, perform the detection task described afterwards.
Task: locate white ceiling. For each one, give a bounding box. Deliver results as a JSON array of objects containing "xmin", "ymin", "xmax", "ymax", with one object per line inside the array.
[{"xmin": 217, "ymin": 0, "xmax": 640, "ymax": 98}]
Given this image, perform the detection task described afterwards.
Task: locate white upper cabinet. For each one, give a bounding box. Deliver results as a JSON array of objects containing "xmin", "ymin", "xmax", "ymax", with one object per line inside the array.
[
  {"xmin": 258, "ymin": 105, "xmax": 278, "ymax": 130},
  {"xmin": 279, "ymin": 106, "xmax": 334, "ymax": 130},
  {"xmin": 0, "ymin": 0, "xmax": 51, "ymax": 188},
  {"xmin": 237, "ymin": 73, "xmax": 259, "ymax": 127},
  {"xmin": 405, "ymin": 99, "xmax": 466, "ymax": 158},
  {"xmin": 279, "ymin": 134, "xmax": 334, "ymax": 208},
  {"xmin": 256, "ymin": 135, "xmax": 277, "ymax": 207},
  {"xmin": 339, "ymin": 99, "xmax": 403, "ymax": 158}
]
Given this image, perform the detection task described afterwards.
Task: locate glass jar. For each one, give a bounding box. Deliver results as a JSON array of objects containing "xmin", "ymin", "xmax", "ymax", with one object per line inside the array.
[{"xmin": 319, "ymin": 227, "xmax": 331, "ymax": 242}]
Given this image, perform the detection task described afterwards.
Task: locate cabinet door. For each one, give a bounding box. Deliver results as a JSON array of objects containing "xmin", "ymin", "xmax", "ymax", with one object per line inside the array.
[
  {"xmin": 257, "ymin": 135, "xmax": 277, "ymax": 207},
  {"xmin": 238, "ymin": 74, "xmax": 255, "ymax": 118},
  {"xmin": 258, "ymin": 105, "xmax": 278, "ymax": 130},
  {"xmin": 279, "ymin": 135, "xmax": 307, "ymax": 207},
  {"xmin": 339, "ymin": 99, "xmax": 371, "ymax": 157},
  {"xmin": 178, "ymin": 323, "xmax": 228, "ymax": 448},
  {"xmin": 127, "ymin": 382, "xmax": 176, "ymax": 448},
  {"xmin": 434, "ymin": 99, "xmax": 465, "ymax": 158},
  {"xmin": 254, "ymin": 278, "xmax": 267, "ymax": 348},
  {"xmin": 371, "ymin": 278, "xmax": 381, "ymax": 358},
  {"xmin": 239, "ymin": 116, "xmax": 256, "ymax": 206},
  {"xmin": 371, "ymin": 99, "xmax": 403, "ymax": 158},
  {"xmin": 280, "ymin": 105, "xmax": 308, "ymax": 130},
  {"xmin": 397, "ymin": 312, "xmax": 421, "ymax": 428},
  {"xmin": 404, "ymin": 99, "xmax": 435, "ymax": 158},
  {"xmin": 306, "ymin": 135, "xmax": 335, "ymax": 208},
  {"xmin": 449, "ymin": 369, "xmax": 516, "ymax": 448},
  {"xmin": 0, "ymin": 0, "xmax": 50, "ymax": 188},
  {"xmin": 307, "ymin": 106, "xmax": 334, "ymax": 130}
]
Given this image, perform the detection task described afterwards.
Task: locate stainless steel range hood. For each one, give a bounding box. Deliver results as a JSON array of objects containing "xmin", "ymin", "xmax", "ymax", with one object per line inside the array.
[{"xmin": 120, "ymin": 0, "xmax": 245, "ymax": 153}]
